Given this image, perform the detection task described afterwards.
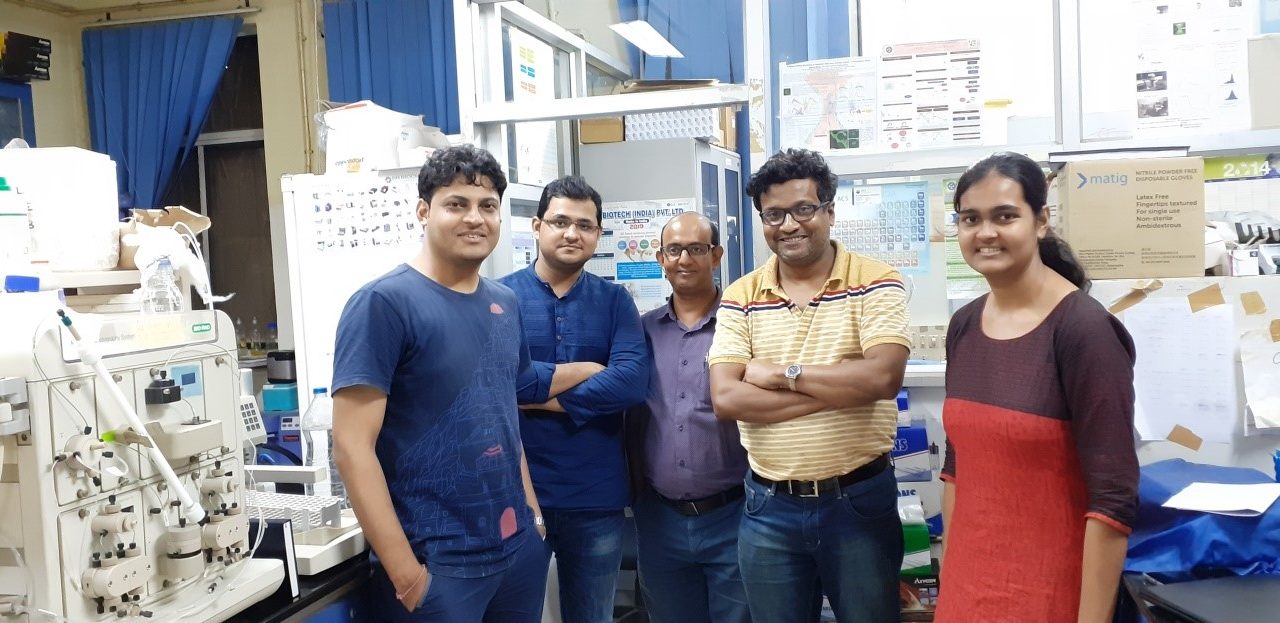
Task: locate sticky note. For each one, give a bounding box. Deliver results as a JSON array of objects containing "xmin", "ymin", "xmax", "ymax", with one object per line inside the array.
[
  {"xmin": 1107, "ymin": 280, "xmax": 1163, "ymax": 314},
  {"xmin": 1166, "ymin": 424, "xmax": 1203, "ymax": 452},
  {"xmin": 1187, "ymin": 283, "xmax": 1226, "ymax": 313},
  {"xmin": 1241, "ymin": 292, "xmax": 1267, "ymax": 316}
]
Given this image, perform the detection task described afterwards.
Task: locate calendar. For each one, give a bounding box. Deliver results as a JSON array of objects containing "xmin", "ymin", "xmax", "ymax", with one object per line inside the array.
[{"xmin": 832, "ymin": 180, "xmax": 930, "ymax": 274}]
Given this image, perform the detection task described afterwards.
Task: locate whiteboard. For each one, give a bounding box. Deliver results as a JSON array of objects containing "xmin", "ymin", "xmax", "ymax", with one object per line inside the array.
[{"xmin": 281, "ymin": 169, "xmax": 423, "ymax": 408}]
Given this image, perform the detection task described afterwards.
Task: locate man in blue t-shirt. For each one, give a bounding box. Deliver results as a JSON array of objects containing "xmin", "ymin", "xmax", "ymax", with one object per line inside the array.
[
  {"xmin": 332, "ymin": 145, "xmax": 550, "ymax": 622},
  {"xmin": 499, "ymin": 176, "xmax": 649, "ymax": 623}
]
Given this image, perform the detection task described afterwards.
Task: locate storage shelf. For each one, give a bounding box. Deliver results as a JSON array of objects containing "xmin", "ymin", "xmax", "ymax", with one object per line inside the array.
[
  {"xmin": 53, "ymin": 269, "xmax": 141, "ymax": 289},
  {"xmin": 471, "ymin": 84, "xmax": 749, "ymax": 125},
  {"xmin": 903, "ymin": 363, "xmax": 946, "ymax": 387}
]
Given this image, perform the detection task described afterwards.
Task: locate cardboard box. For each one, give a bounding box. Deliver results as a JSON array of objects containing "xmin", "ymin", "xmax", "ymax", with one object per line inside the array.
[
  {"xmin": 900, "ymin": 574, "xmax": 940, "ymax": 620},
  {"xmin": 578, "ymin": 117, "xmax": 624, "ymax": 144},
  {"xmin": 1058, "ymin": 157, "xmax": 1205, "ymax": 279},
  {"xmin": 321, "ymin": 100, "xmax": 448, "ymax": 173}
]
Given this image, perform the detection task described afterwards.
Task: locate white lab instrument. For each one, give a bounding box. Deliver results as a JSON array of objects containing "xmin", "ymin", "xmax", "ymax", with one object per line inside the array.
[{"xmin": 0, "ymin": 293, "xmax": 283, "ymax": 621}]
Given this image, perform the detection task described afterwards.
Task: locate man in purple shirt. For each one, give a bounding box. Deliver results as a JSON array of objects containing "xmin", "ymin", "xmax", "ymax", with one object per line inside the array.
[{"xmin": 628, "ymin": 211, "xmax": 751, "ymax": 623}]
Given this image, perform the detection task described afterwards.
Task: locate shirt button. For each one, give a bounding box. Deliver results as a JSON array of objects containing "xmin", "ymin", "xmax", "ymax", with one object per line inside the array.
[
  {"xmin": 678, "ymin": 424, "xmax": 684, "ymax": 432},
  {"xmin": 678, "ymin": 460, "xmax": 685, "ymax": 467},
  {"xmin": 679, "ymin": 392, "xmax": 686, "ymax": 399},
  {"xmin": 556, "ymin": 335, "xmax": 562, "ymax": 341},
  {"xmin": 681, "ymin": 359, "xmax": 688, "ymax": 366}
]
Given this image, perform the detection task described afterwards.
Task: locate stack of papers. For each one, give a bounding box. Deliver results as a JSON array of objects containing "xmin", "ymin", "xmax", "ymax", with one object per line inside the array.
[{"xmin": 1162, "ymin": 482, "xmax": 1280, "ymax": 517}]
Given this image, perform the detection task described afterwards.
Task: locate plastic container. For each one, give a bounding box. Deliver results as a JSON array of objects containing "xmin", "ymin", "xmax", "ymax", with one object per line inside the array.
[
  {"xmin": 0, "ymin": 176, "xmax": 33, "ymax": 279},
  {"xmin": 265, "ymin": 321, "xmax": 279, "ymax": 352},
  {"xmin": 301, "ymin": 387, "xmax": 346, "ymax": 504},
  {"xmin": 247, "ymin": 317, "xmax": 265, "ymax": 358},
  {"xmin": 140, "ymin": 257, "xmax": 183, "ymax": 313}
]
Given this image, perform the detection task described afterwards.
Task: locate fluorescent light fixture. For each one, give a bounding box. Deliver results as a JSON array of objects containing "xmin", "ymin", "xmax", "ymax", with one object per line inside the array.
[{"xmin": 610, "ymin": 20, "xmax": 683, "ymax": 58}]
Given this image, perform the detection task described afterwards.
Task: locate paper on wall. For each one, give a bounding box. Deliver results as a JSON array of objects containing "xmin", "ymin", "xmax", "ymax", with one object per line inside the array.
[
  {"xmin": 508, "ymin": 28, "xmax": 559, "ymax": 186},
  {"xmin": 592, "ymin": 199, "xmax": 695, "ymax": 313},
  {"xmin": 779, "ymin": 57, "xmax": 879, "ymax": 153},
  {"xmin": 833, "ymin": 181, "xmax": 931, "ymax": 275},
  {"xmin": 1239, "ymin": 325, "xmax": 1280, "ymax": 430},
  {"xmin": 1131, "ymin": 0, "xmax": 1251, "ymax": 137},
  {"xmin": 1124, "ymin": 299, "xmax": 1238, "ymax": 443}
]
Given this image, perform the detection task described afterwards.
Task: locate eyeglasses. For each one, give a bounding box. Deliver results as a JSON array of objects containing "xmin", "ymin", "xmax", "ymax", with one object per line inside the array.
[
  {"xmin": 660, "ymin": 243, "xmax": 715, "ymax": 259},
  {"xmin": 759, "ymin": 201, "xmax": 833, "ymax": 227},
  {"xmin": 541, "ymin": 218, "xmax": 600, "ymax": 234}
]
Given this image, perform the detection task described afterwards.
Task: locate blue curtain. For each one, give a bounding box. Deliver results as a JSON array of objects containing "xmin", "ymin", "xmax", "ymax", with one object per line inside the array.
[
  {"xmin": 322, "ymin": 0, "xmax": 459, "ymax": 134},
  {"xmin": 83, "ymin": 17, "xmax": 242, "ymax": 214}
]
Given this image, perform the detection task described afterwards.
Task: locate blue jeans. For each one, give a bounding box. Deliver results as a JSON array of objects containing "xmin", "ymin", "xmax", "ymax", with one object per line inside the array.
[
  {"xmin": 364, "ymin": 527, "xmax": 550, "ymax": 622},
  {"xmin": 632, "ymin": 489, "xmax": 751, "ymax": 623},
  {"xmin": 543, "ymin": 508, "xmax": 626, "ymax": 623},
  {"xmin": 738, "ymin": 465, "xmax": 903, "ymax": 623}
]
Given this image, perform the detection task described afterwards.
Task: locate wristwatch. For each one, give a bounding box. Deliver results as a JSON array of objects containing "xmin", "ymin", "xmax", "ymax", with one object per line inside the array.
[
  {"xmin": 534, "ymin": 515, "xmax": 545, "ymax": 527},
  {"xmin": 784, "ymin": 364, "xmax": 803, "ymax": 391}
]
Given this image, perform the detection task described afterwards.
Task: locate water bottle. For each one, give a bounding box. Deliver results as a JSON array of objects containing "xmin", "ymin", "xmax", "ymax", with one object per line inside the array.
[
  {"xmin": 301, "ymin": 387, "xmax": 346, "ymax": 504},
  {"xmin": 247, "ymin": 317, "xmax": 265, "ymax": 358},
  {"xmin": 265, "ymin": 321, "xmax": 279, "ymax": 352},
  {"xmin": 140, "ymin": 258, "xmax": 183, "ymax": 313}
]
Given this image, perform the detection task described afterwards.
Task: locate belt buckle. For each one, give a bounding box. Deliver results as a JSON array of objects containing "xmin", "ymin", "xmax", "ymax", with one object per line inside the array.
[{"xmin": 798, "ymin": 479, "xmax": 822, "ymax": 498}]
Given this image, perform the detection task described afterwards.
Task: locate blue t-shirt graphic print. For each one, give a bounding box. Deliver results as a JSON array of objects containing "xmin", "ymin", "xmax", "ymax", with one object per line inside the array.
[{"xmin": 332, "ymin": 265, "xmax": 535, "ymax": 579}]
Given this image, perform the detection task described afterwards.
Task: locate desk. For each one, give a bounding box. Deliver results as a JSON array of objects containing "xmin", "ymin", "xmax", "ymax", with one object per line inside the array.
[
  {"xmin": 1131, "ymin": 575, "xmax": 1280, "ymax": 623},
  {"xmin": 229, "ymin": 552, "xmax": 370, "ymax": 623}
]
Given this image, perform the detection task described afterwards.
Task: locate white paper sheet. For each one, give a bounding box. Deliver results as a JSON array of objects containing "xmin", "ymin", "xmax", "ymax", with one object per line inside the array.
[
  {"xmin": 1163, "ymin": 482, "xmax": 1280, "ymax": 517},
  {"xmin": 1124, "ymin": 299, "xmax": 1239, "ymax": 443},
  {"xmin": 1239, "ymin": 327, "xmax": 1280, "ymax": 430}
]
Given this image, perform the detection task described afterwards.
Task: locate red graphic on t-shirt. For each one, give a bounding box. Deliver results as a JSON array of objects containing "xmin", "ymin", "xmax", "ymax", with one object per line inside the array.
[
  {"xmin": 499, "ymin": 507, "xmax": 517, "ymax": 539},
  {"xmin": 483, "ymin": 445, "xmax": 503, "ymax": 457},
  {"xmin": 490, "ymin": 303, "xmax": 504, "ymax": 314}
]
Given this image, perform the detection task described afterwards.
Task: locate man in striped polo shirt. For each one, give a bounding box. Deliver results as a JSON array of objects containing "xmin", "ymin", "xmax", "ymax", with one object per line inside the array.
[{"xmin": 708, "ymin": 148, "xmax": 911, "ymax": 623}]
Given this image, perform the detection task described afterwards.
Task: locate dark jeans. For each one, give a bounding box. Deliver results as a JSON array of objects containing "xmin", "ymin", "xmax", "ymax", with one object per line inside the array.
[
  {"xmin": 738, "ymin": 466, "xmax": 903, "ymax": 623},
  {"xmin": 366, "ymin": 527, "xmax": 549, "ymax": 622},
  {"xmin": 633, "ymin": 488, "xmax": 751, "ymax": 623},
  {"xmin": 543, "ymin": 508, "xmax": 626, "ymax": 623}
]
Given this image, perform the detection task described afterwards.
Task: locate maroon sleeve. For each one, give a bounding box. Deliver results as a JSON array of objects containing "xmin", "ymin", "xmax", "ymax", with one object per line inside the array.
[
  {"xmin": 941, "ymin": 438, "xmax": 957, "ymax": 482},
  {"xmin": 1055, "ymin": 301, "xmax": 1139, "ymax": 533}
]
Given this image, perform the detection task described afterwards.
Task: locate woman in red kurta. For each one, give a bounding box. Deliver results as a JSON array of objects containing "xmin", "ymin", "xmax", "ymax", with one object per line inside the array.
[{"xmin": 936, "ymin": 152, "xmax": 1139, "ymax": 623}]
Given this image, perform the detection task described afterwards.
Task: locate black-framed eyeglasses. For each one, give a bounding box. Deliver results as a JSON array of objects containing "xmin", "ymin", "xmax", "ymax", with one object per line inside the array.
[
  {"xmin": 541, "ymin": 218, "xmax": 600, "ymax": 234},
  {"xmin": 759, "ymin": 201, "xmax": 833, "ymax": 227},
  {"xmin": 660, "ymin": 243, "xmax": 715, "ymax": 259}
]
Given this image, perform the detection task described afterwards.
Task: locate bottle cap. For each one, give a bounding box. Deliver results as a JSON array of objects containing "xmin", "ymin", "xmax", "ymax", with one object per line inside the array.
[{"xmin": 313, "ymin": 387, "xmax": 327, "ymax": 395}]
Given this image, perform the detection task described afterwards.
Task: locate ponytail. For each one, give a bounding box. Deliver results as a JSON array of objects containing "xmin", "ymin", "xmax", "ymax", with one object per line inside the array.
[{"xmin": 1039, "ymin": 231, "xmax": 1089, "ymax": 291}]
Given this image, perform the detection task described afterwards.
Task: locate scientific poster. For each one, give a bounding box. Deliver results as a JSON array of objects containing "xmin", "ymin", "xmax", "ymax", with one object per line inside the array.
[
  {"xmin": 591, "ymin": 198, "xmax": 695, "ymax": 312},
  {"xmin": 508, "ymin": 28, "xmax": 559, "ymax": 185},
  {"xmin": 778, "ymin": 57, "xmax": 879, "ymax": 153},
  {"xmin": 1131, "ymin": 0, "xmax": 1251, "ymax": 136},
  {"xmin": 878, "ymin": 39, "xmax": 982, "ymax": 151},
  {"xmin": 832, "ymin": 181, "xmax": 930, "ymax": 275}
]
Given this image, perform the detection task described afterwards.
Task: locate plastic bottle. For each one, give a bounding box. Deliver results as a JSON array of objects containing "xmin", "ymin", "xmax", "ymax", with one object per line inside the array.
[
  {"xmin": 234, "ymin": 317, "xmax": 249, "ymax": 358},
  {"xmin": 265, "ymin": 321, "xmax": 279, "ymax": 352},
  {"xmin": 140, "ymin": 258, "xmax": 184, "ymax": 313},
  {"xmin": 301, "ymin": 387, "xmax": 346, "ymax": 504},
  {"xmin": 247, "ymin": 317, "xmax": 265, "ymax": 358}
]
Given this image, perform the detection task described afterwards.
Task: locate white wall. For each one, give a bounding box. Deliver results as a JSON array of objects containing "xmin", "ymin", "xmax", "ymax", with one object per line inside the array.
[{"xmin": 0, "ymin": 0, "xmax": 90, "ymax": 148}]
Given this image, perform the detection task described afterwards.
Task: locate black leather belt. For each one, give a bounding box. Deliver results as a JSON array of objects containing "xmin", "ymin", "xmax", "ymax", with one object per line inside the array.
[
  {"xmin": 751, "ymin": 453, "xmax": 890, "ymax": 498},
  {"xmin": 655, "ymin": 484, "xmax": 745, "ymax": 517}
]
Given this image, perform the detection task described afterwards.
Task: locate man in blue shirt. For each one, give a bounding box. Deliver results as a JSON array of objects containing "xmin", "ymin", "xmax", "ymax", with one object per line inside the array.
[
  {"xmin": 332, "ymin": 145, "xmax": 549, "ymax": 622},
  {"xmin": 629, "ymin": 212, "xmax": 751, "ymax": 623},
  {"xmin": 499, "ymin": 175, "xmax": 649, "ymax": 623}
]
